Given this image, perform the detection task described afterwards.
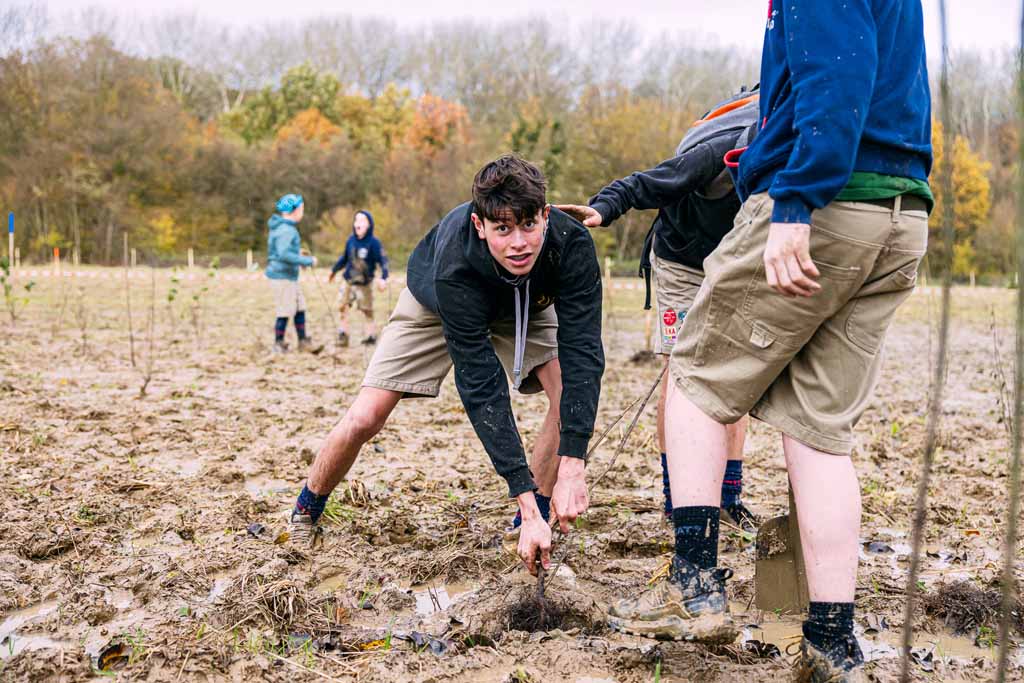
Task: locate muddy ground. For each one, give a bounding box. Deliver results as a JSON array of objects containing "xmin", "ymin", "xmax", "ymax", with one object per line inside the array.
[{"xmin": 1, "ymin": 266, "xmax": 1022, "ymax": 682}]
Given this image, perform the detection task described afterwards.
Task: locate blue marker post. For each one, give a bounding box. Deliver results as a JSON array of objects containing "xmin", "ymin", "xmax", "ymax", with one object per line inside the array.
[{"xmin": 7, "ymin": 213, "xmax": 12, "ymax": 271}]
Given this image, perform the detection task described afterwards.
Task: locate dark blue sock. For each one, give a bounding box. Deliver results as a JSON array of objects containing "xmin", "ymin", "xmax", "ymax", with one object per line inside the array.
[
  {"xmin": 512, "ymin": 492, "xmax": 551, "ymax": 529},
  {"xmin": 295, "ymin": 484, "xmax": 330, "ymax": 524},
  {"xmin": 294, "ymin": 310, "xmax": 307, "ymax": 340},
  {"xmin": 660, "ymin": 452, "xmax": 672, "ymax": 515},
  {"xmin": 535, "ymin": 493, "xmax": 551, "ymax": 522},
  {"xmin": 722, "ymin": 459, "xmax": 743, "ymax": 509},
  {"xmin": 672, "ymin": 506, "xmax": 719, "ymax": 569},
  {"xmin": 274, "ymin": 317, "xmax": 288, "ymax": 342}
]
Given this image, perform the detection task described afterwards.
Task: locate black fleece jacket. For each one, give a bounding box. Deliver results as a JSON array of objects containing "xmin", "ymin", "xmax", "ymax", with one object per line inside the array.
[
  {"xmin": 588, "ymin": 130, "xmax": 743, "ymax": 271},
  {"xmin": 406, "ymin": 203, "xmax": 604, "ymax": 497}
]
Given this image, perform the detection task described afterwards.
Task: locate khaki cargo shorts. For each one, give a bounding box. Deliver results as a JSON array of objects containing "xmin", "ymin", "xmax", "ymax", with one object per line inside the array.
[
  {"xmin": 270, "ymin": 279, "xmax": 307, "ymax": 318},
  {"xmin": 671, "ymin": 192, "xmax": 928, "ymax": 454},
  {"xmin": 652, "ymin": 254, "xmax": 705, "ymax": 356},
  {"xmin": 363, "ymin": 288, "xmax": 559, "ymax": 398},
  {"xmin": 339, "ymin": 281, "xmax": 373, "ymax": 314}
]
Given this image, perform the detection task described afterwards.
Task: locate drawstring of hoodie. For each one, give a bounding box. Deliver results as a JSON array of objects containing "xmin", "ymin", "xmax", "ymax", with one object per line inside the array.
[{"xmin": 512, "ymin": 279, "xmax": 530, "ymax": 390}]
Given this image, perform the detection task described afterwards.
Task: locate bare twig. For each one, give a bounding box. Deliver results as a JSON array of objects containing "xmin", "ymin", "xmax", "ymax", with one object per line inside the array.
[
  {"xmin": 139, "ymin": 268, "xmax": 156, "ymax": 397},
  {"xmin": 995, "ymin": 9, "xmax": 1024, "ymax": 680},
  {"xmin": 124, "ymin": 234, "xmax": 136, "ymax": 368},
  {"xmin": 589, "ymin": 363, "xmax": 667, "ymax": 493},
  {"xmin": 900, "ymin": 4, "xmax": 956, "ymax": 680}
]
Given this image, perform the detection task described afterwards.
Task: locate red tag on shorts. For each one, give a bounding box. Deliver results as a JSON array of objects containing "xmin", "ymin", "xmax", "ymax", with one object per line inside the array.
[{"xmin": 663, "ymin": 309, "xmax": 678, "ymax": 327}]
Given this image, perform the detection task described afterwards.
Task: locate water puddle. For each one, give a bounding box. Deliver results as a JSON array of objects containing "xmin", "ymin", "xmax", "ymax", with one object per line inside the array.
[
  {"xmin": 0, "ymin": 600, "xmax": 62, "ymax": 661},
  {"xmin": 734, "ymin": 604, "xmax": 1017, "ymax": 666},
  {"xmin": 0, "ymin": 600, "xmax": 59, "ymax": 641},
  {"xmin": 0, "ymin": 634, "xmax": 75, "ymax": 660},
  {"xmin": 244, "ymin": 475, "xmax": 293, "ymax": 497},
  {"xmin": 410, "ymin": 582, "xmax": 474, "ymax": 616}
]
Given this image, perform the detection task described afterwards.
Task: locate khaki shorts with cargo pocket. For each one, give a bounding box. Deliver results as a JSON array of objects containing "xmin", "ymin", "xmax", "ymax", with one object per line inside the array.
[
  {"xmin": 363, "ymin": 288, "xmax": 559, "ymax": 398},
  {"xmin": 670, "ymin": 192, "xmax": 928, "ymax": 454}
]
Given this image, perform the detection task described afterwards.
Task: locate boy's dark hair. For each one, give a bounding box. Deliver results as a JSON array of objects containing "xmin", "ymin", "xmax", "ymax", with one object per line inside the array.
[{"xmin": 472, "ymin": 154, "xmax": 547, "ymax": 224}]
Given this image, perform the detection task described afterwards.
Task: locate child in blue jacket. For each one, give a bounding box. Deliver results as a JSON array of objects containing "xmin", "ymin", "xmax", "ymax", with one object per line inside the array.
[
  {"xmin": 328, "ymin": 210, "xmax": 389, "ymax": 346},
  {"xmin": 266, "ymin": 194, "xmax": 318, "ymax": 353}
]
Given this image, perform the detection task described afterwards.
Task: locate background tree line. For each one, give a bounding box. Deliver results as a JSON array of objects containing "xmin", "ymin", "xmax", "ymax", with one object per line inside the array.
[{"xmin": 0, "ymin": 3, "xmax": 1016, "ymax": 280}]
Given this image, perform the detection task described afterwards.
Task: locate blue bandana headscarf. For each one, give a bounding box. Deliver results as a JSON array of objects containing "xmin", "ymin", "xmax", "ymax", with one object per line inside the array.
[{"xmin": 276, "ymin": 194, "xmax": 304, "ymax": 214}]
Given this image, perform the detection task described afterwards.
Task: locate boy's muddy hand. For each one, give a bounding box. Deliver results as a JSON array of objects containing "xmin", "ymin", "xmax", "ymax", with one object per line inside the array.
[
  {"xmin": 328, "ymin": 271, "xmax": 336, "ymax": 283},
  {"xmin": 518, "ymin": 516, "xmax": 552, "ymax": 575},
  {"xmin": 376, "ymin": 279, "xmax": 387, "ymax": 292},
  {"xmin": 554, "ymin": 204, "xmax": 603, "ymax": 228},
  {"xmin": 551, "ymin": 456, "xmax": 588, "ymax": 533}
]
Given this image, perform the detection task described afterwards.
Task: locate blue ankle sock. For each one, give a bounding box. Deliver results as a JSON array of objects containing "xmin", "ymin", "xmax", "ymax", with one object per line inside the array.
[
  {"xmin": 274, "ymin": 317, "xmax": 288, "ymax": 342},
  {"xmin": 513, "ymin": 492, "xmax": 551, "ymax": 528},
  {"xmin": 294, "ymin": 311, "xmax": 307, "ymax": 340},
  {"xmin": 722, "ymin": 460, "xmax": 743, "ymax": 509},
  {"xmin": 660, "ymin": 452, "xmax": 672, "ymax": 515},
  {"xmin": 535, "ymin": 493, "xmax": 551, "ymax": 522},
  {"xmin": 295, "ymin": 484, "xmax": 330, "ymax": 524}
]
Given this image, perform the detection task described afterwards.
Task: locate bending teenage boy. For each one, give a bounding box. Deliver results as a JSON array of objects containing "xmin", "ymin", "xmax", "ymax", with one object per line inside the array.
[
  {"xmin": 608, "ymin": 3, "xmax": 933, "ymax": 682},
  {"xmin": 289, "ymin": 155, "xmax": 605, "ymax": 573}
]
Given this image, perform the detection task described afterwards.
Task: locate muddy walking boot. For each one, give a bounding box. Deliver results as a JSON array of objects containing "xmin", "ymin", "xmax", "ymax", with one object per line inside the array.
[
  {"xmin": 794, "ymin": 634, "xmax": 865, "ymax": 683},
  {"xmin": 272, "ymin": 340, "xmax": 289, "ymax": 354},
  {"xmin": 286, "ymin": 510, "xmax": 323, "ymax": 550},
  {"xmin": 608, "ymin": 556, "xmax": 738, "ymax": 644},
  {"xmin": 298, "ymin": 337, "xmax": 324, "ymax": 354},
  {"xmin": 721, "ymin": 502, "xmax": 760, "ymax": 533},
  {"xmin": 361, "ymin": 335, "xmax": 377, "ymax": 346},
  {"xmin": 337, "ymin": 331, "xmax": 349, "ymax": 347}
]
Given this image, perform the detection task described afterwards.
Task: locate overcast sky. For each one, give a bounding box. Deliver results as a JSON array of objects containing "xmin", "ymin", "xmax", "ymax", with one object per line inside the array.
[{"xmin": 42, "ymin": 0, "xmax": 1019, "ymax": 51}]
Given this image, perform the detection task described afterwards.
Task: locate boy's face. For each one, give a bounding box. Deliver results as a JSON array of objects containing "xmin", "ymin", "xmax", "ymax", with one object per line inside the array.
[
  {"xmin": 285, "ymin": 204, "xmax": 304, "ymax": 222},
  {"xmin": 471, "ymin": 205, "xmax": 549, "ymax": 277},
  {"xmin": 353, "ymin": 213, "xmax": 370, "ymax": 239}
]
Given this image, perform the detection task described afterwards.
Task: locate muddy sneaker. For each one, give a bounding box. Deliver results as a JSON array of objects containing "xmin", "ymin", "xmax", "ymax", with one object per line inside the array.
[
  {"xmin": 361, "ymin": 335, "xmax": 377, "ymax": 346},
  {"xmin": 298, "ymin": 338, "xmax": 324, "ymax": 354},
  {"xmin": 337, "ymin": 331, "xmax": 350, "ymax": 347},
  {"xmin": 286, "ymin": 510, "xmax": 323, "ymax": 550},
  {"xmin": 272, "ymin": 340, "xmax": 289, "ymax": 354},
  {"xmin": 608, "ymin": 556, "xmax": 738, "ymax": 644},
  {"xmin": 721, "ymin": 502, "xmax": 760, "ymax": 533},
  {"xmin": 794, "ymin": 634, "xmax": 865, "ymax": 683}
]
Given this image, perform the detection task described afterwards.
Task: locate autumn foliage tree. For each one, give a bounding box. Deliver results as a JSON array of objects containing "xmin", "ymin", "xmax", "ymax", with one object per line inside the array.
[{"xmin": 930, "ymin": 120, "xmax": 992, "ymax": 279}]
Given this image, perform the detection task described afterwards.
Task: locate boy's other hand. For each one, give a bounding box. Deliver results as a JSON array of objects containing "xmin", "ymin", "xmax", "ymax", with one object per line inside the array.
[
  {"xmin": 328, "ymin": 271, "xmax": 336, "ymax": 283},
  {"xmin": 764, "ymin": 222, "xmax": 821, "ymax": 297},
  {"xmin": 554, "ymin": 204, "xmax": 603, "ymax": 228},
  {"xmin": 551, "ymin": 456, "xmax": 588, "ymax": 533},
  {"xmin": 515, "ymin": 492, "xmax": 552, "ymax": 575},
  {"xmin": 376, "ymin": 278, "xmax": 386, "ymax": 292}
]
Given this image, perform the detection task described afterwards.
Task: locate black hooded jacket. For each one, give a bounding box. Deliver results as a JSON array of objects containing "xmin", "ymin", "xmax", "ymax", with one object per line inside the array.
[
  {"xmin": 406, "ymin": 203, "xmax": 604, "ymax": 497},
  {"xmin": 588, "ymin": 128, "xmax": 747, "ymax": 272}
]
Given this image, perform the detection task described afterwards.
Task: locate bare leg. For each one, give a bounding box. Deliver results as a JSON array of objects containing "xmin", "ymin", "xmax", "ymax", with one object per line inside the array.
[
  {"xmin": 339, "ymin": 308, "xmax": 350, "ymax": 336},
  {"xmin": 725, "ymin": 416, "xmax": 748, "ymax": 461},
  {"xmin": 364, "ymin": 310, "xmax": 377, "ymax": 338},
  {"xmin": 664, "ymin": 380, "xmax": 729, "ymax": 508},
  {"xmin": 530, "ymin": 359, "xmax": 562, "ymax": 496},
  {"xmin": 306, "ymin": 387, "xmax": 402, "ymax": 495},
  {"xmin": 656, "ymin": 360, "xmax": 669, "ymax": 452},
  {"xmin": 784, "ymin": 435, "xmax": 861, "ymax": 602}
]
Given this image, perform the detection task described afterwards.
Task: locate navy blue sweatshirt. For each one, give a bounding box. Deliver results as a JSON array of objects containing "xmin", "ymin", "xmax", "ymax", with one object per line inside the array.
[
  {"xmin": 738, "ymin": 0, "xmax": 932, "ymax": 223},
  {"xmin": 331, "ymin": 211, "xmax": 389, "ymax": 285},
  {"xmin": 406, "ymin": 204, "xmax": 604, "ymax": 497}
]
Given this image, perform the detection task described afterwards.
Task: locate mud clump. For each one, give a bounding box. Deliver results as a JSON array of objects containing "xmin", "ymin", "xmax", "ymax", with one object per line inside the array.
[
  {"xmin": 503, "ymin": 593, "xmax": 600, "ymax": 634},
  {"xmin": 923, "ymin": 581, "xmax": 1024, "ymax": 635}
]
